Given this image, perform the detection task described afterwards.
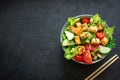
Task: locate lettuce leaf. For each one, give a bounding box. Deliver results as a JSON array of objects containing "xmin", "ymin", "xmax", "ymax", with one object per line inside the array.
[
  {"xmin": 104, "ymin": 26, "xmax": 115, "ymax": 39},
  {"xmin": 64, "ymin": 46, "xmax": 79, "ymax": 60},
  {"xmin": 106, "ymin": 38, "xmax": 116, "ymax": 49},
  {"xmin": 98, "ymin": 20, "xmax": 106, "ymax": 27},
  {"xmin": 90, "ymin": 14, "xmax": 106, "ymax": 27},
  {"xmin": 68, "ymin": 17, "xmax": 76, "ymax": 26},
  {"xmin": 64, "ymin": 46, "xmax": 72, "ymax": 60},
  {"xmin": 91, "ymin": 14, "xmax": 101, "ymax": 23}
]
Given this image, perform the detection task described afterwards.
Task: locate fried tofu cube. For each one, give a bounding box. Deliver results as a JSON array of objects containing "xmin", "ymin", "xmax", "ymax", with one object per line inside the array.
[
  {"xmin": 81, "ymin": 23, "xmax": 88, "ymax": 31},
  {"xmin": 101, "ymin": 37, "xmax": 108, "ymax": 46},
  {"xmin": 69, "ymin": 26, "xmax": 83, "ymax": 35},
  {"xmin": 78, "ymin": 46, "xmax": 85, "ymax": 54},
  {"xmin": 88, "ymin": 26, "xmax": 98, "ymax": 33},
  {"xmin": 97, "ymin": 25, "xmax": 103, "ymax": 31},
  {"xmin": 74, "ymin": 36, "xmax": 81, "ymax": 44},
  {"xmin": 69, "ymin": 26, "xmax": 76, "ymax": 33},
  {"xmin": 80, "ymin": 32, "xmax": 89, "ymax": 39},
  {"xmin": 76, "ymin": 22, "xmax": 82, "ymax": 27},
  {"xmin": 74, "ymin": 27, "xmax": 83, "ymax": 35}
]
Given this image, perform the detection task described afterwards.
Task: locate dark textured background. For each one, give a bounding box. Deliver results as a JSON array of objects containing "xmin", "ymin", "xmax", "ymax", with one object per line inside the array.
[{"xmin": 0, "ymin": 0, "xmax": 120, "ymax": 80}]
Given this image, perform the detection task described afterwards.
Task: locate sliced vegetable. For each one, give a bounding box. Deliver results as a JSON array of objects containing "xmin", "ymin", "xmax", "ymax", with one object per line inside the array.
[
  {"xmin": 96, "ymin": 31, "xmax": 105, "ymax": 40},
  {"xmin": 65, "ymin": 31, "xmax": 74, "ymax": 40},
  {"xmin": 98, "ymin": 45, "xmax": 111, "ymax": 54},
  {"xmin": 81, "ymin": 18, "xmax": 90, "ymax": 24},
  {"xmin": 73, "ymin": 54, "xmax": 84, "ymax": 62},
  {"xmin": 83, "ymin": 51, "xmax": 92, "ymax": 64},
  {"xmin": 62, "ymin": 39, "xmax": 75, "ymax": 46}
]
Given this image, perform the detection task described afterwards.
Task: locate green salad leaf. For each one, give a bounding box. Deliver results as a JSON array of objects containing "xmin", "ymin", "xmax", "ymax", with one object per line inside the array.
[
  {"xmin": 99, "ymin": 20, "xmax": 106, "ymax": 26},
  {"xmin": 91, "ymin": 14, "xmax": 101, "ymax": 23},
  {"xmin": 62, "ymin": 33, "xmax": 67, "ymax": 40},
  {"xmin": 104, "ymin": 26, "xmax": 115, "ymax": 39},
  {"xmin": 107, "ymin": 38, "xmax": 116, "ymax": 48},
  {"xmin": 90, "ymin": 14, "xmax": 106, "ymax": 27},
  {"xmin": 64, "ymin": 46, "xmax": 79, "ymax": 60},
  {"xmin": 64, "ymin": 46, "xmax": 72, "ymax": 60},
  {"xmin": 68, "ymin": 17, "xmax": 76, "ymax": 26},
  {"xmin": 71, "ymin": 46, "xmax": 80, "ymax": 55}
]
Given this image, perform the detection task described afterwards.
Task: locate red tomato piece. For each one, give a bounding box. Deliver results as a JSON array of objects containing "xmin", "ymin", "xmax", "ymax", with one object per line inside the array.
[
  {"xmin": 83, "ymin": 51, "xmax": 92, "ymax": 64},
  {"xmin": 81, "ymin": 18, "xmax": 90, "ymax": 24},
  {"xmin": 96, "ymin": 32, "xmax": 105, "ymax": 40},
  {"xmin": 73, "ymin": 54, "xmax": 84, "ymax": 62}
]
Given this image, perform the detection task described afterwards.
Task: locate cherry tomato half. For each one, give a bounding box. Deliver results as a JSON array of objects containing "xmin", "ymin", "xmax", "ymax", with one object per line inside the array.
[
  {"xmin": 81, "ymin": 18, "xmax": 90, "ymax": 24},
  {"xmin": 96, "ymin": 32, "xmax": 105, "ymax": 40},
  {"xmin": 83, "ymin": 51, "xmax": 92, "ymax": 64},
  {"xmin": 73, "ymin": 54, "xmax": 84, "ymax": 62}
]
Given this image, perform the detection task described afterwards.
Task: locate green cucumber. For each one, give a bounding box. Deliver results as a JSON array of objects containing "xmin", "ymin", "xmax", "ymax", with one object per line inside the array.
[
  {"xmin": 65, "ymin": 31, "xmax": 74, "ymax": 40},
  {"xmin": 98, "ymin": 45, "xmax": 111, "ymax": 54},
  {"xmin": 62, "ymin": 39, "xmax": 75, "ymax": 46}
]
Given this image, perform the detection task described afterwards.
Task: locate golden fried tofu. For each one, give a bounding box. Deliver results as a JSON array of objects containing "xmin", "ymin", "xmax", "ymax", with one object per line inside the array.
[
  {"xmin": 97, "ymin": 25, "xmax": 103, "ymax": 31},
  {"xmin": 80, "ymin": 32, "xmax": 89, "ymax": 39},
  {"xmin": 81, "ymin": 23, "xmax": 88, "ymax": 31},
  {"xmin": 88, "ymin": 26, "xmax": 98, "ymax": 33},
  {"xmin": 78, "ymin": 46, "xmax": 85, "ymax": 55},
  {"xmin": 101, "ymin": 37, "xmax": 108, "ymax": 45},
  {"xmin": 74, "ymin": 36, "xmax": 81, "ymax": 44},
  {"xmin": 69, "ymin": 26, "xmax": 83, "ymax": 35},
  {"xmin": 76, "ymin": 22, "xmax": 82, "ymax": 27}
]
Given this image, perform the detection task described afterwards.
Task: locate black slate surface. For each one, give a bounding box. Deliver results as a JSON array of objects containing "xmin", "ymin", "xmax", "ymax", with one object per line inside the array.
[{"xmin": 0, "ymin": 0, "xmax": 120, "ymax": 80}]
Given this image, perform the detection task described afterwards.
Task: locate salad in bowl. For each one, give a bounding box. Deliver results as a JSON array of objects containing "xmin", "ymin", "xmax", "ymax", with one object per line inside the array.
[{"xmin": 60, "ymin": 14, "xmax": 115, "ymax": 64}]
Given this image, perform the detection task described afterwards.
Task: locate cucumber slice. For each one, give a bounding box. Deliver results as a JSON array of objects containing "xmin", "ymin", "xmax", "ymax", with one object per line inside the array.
[
  {"xmin": 62, "ymin": 39, "xmax": 75, "ymax": 46},
  {"xmin": 98, "ymin": 45, "xmax": 111, "ymax": 54},
  {"xmin": 65, "ymin": 31, "xmax": 74, "ymax": 40}
]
